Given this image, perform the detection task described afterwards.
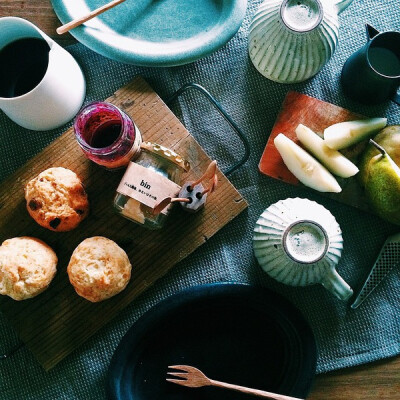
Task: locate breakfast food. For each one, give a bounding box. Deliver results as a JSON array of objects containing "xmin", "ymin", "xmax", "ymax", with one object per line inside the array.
[
  {"xmin": 359, "ymin": 125, "xmax": 400, "ymax": 186},
  {"xmin": 357, "ymin": 126, "xmax": 400, "ymax": 225},
  {"xmin": 295, "ymin": 124, "xmax": 359, "ymax": 178},
  {"xmin": 323, "ymin": 118, "xmax": 387, "ymax": 150},
  {"xmin": 25, "ymin": 167, "xmax": 89, "ymax": 232},
  {"xmin": 274, "ymin": 117, "xmax": 388, "ymax": 194},
  {"xmin": 0, "ymin": 237, "xmax": 58, "ymax": 300},
  {"xmin": 361, "ymin": 140, "xmax": 400, "ymax": 226},
  {"xmin": 67, "ymin": 236, "xmax": 132, "ymax": 302},
  {"xmin": 274, "ymin": 133, "xmax": 341, "ymax": 193}
]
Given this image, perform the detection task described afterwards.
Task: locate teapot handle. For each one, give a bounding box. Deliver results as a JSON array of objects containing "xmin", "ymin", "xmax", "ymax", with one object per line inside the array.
[
  {"xmin": 321, "ymin": 268, "xmax": 354, "ymax": 301},
  {"xmin": 334, "ymin": 0, "xmax": 353, "ymax": 14}
]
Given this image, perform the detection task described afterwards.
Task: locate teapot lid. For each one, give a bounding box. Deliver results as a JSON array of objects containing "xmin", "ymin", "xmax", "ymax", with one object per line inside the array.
[{"xmin": 280, "ymin": 0, "xmax": 323, "ymax": 32}]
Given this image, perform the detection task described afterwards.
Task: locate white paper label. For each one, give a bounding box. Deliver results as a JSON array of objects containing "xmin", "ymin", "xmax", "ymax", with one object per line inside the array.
[{"xmin": 117, "ymin": 162, "xmax": 181, "ymax": 214}]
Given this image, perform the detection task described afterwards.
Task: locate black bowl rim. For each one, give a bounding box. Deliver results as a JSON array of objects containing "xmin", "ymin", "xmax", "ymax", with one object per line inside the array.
[{"xmin": 106, "ymin": 282, "xmax": 318, "ymax": 400}]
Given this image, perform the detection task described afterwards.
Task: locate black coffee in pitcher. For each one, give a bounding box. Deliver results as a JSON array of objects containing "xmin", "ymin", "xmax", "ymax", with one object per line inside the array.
[
  {"xmin": 341, "ymin": 25, "xmax": 400, "ymax": 105},
  {"xmin": 0, "ymin": 38, "xmax": 50, "ymax": 98},
  {"xmin": 368, "ymin": 46, "xmax": 400, "ymax": 77}
]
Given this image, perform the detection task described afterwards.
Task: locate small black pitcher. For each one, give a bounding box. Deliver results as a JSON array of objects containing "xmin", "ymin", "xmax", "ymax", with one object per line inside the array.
[{"xmin": 341, "ymin": 24, "xmax": 400, "ymax": 105}]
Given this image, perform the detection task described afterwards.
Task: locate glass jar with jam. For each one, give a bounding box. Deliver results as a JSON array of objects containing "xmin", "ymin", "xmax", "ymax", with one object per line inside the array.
[
  {"xmin": 114, "ymin": 142, "xmax": 190, "ymax": 229},
  {"xmin": 74, "ymin": 102, "xmax": 142, "ymax": 169}
]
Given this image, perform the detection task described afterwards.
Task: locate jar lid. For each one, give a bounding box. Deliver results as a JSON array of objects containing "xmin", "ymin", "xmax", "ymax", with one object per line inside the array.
[{"xmin": 140, "ymin": 142, "xmax": 190, "ymax": 172}]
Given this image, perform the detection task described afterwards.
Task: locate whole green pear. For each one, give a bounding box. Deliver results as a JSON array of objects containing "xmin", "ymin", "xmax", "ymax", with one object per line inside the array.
[
  {"xmin": 364, "ymin": 140, "xmax": 400, "ymax": 225},
  {"xmin": 359, "ymin": 125, "xmax": 400, "ymax": 186}
]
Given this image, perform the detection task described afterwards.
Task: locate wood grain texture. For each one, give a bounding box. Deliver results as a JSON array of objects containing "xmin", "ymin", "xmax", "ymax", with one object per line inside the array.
[
  {"xmin": 0, "ymin": 77, "xmax": 247, "ymax": 370},
  {"xmin": 1, "ymin": 3, "xmax": 400, "ymax": 399},
  {"xmin": 259, "ymin": 91, "xmax": 372, "ymax": 212},
  {"xmin": 309, "ymin": 356, "xmax": 400, "ymax": 400},
  {"xmin": 0, "ymin": 0, "xmax": 76, "ymax": 46}
]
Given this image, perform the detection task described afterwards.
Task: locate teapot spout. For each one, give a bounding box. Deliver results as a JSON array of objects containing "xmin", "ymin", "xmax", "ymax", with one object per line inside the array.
[
  {"xmin": 334, "ymin": 0, "xmax": 353, "ymax": 14},
  {"xmin": 366, "ymin": 24, "xmax": 380, "ymax": 40},
  {"xmin": 321, "ymin": 268, "xmax": 353, "ymax": 301}
]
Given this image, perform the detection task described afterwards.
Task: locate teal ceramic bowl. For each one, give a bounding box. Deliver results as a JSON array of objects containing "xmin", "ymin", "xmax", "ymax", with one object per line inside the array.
[{"xmin": 51, "ymin": 0, "xmax": 247, "ymax": 66}]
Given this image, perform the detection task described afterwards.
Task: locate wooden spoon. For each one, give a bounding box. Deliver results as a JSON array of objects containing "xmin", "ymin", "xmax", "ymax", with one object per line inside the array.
[{"xmin": 57, "ymin": 0, "xmax": 127, "ymax": 35}]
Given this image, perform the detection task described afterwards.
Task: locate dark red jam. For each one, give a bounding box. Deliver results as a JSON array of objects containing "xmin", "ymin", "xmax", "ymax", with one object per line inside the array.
[{"xmin": 74, "ymin": 102, "xmax": 142, "ymax": 169}]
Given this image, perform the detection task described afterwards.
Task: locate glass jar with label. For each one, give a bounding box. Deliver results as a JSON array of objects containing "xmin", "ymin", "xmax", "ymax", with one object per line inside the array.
[{"xmin": 114, "ymin": 142, "xmax": 190, "ymax": 229}]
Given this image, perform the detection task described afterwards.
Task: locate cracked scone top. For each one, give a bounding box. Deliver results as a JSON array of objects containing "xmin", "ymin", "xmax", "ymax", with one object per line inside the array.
[
  {"xmin": 0, "ymin": 237, "xmax": 58, "ymax": 300},
  {"xmin": 25, "ymin": 167, "xmax": 89, "ymax": 232},
  {"xmin": 67, "ymin": 237, "xmax": 132, "ymax": 302}
]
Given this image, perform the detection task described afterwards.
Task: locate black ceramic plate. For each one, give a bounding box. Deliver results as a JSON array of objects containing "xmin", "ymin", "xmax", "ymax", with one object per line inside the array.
[{"xmin": 107, "ymin": 283, "xmax": 317, "ymax": 400}]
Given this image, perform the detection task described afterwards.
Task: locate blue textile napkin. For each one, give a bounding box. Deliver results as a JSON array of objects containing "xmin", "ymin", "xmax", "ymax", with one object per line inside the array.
[{"xmin": 1, "ymin": 0, "xmax": 400, "ymax": 398}]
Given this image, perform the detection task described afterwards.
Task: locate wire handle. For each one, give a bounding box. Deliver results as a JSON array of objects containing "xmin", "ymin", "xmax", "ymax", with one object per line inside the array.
[{"xmin": 166, "ymin": 83, "xmax": 250, "ymax": 177}]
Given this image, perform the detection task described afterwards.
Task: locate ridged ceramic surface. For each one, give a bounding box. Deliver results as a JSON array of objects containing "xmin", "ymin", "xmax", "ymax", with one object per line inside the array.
[
  {"xmin": 248, "ymin": 0, "xmax": 339, "ymax": 83},
  {"xmin": 253, "ymin": 198, "xmax": 343, "ymax": 286}
]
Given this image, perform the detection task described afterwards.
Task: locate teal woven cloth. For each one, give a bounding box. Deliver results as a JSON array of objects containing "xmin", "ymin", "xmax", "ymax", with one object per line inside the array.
[{"xmin": 1, "ymin": 0, "xmax": 400, "ymax": 398}]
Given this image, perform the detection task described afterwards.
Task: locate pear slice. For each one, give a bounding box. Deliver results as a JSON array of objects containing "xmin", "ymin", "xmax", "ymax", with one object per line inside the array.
[
  {"xmin": 324, "ymin": 118, "xmax": 387, "ymax": 150},
  {"xmin": 296, "ymin": 124, "xmax": 359, "ymax": 178},
  {"xmin": 274, "ymin": 133, "xmax": 342, "ymax": 193}
]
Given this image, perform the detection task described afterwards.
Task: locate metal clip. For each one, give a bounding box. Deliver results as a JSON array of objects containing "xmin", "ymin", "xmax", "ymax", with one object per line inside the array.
[{"xmin": 152, "ymin": 161, "xmax": 218, "ymax": 215}]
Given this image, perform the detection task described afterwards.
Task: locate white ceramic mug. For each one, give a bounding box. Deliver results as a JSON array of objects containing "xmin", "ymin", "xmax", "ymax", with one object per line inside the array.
[{"xmin": 0, "ymin": 17, "xmax": 86, "ymax": 131}]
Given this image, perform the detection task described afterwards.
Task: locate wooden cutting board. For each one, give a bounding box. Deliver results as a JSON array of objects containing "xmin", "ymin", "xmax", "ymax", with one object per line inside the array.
[
  {"xmin": 259, "ymin": 91, "xmax": 372, "ymax": 212},
  {"xmin": 0, "ymin": 76, "xmax": 247, "ymax": 370}
]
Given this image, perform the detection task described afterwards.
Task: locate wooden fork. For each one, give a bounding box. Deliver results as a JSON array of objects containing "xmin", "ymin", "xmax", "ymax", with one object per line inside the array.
[{"xmin": 167, "ymin": 365, "xmax": 304, "ymax": 400}]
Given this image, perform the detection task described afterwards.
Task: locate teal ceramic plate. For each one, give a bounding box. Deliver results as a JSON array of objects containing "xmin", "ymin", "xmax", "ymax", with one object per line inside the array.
[{"xmin": 51, "ymin": 0, "xmax": 247, "ymax": 66}]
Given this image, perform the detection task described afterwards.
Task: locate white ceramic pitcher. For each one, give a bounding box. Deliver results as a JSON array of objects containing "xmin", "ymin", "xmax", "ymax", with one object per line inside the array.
[
  {"xmin": 0, "ymin": 17, "xmax": 86, "ymax": 131},
  {"xmin": 249, "ymin": 0, "xmax": 354, "ymax": 83}
]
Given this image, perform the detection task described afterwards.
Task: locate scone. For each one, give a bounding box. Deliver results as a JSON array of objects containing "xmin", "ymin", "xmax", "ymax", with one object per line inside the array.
[
  {"xmin": 0, "ymin": 237, "xmax": 58, "ymax": 301},
  {"xmin": 67, "ymin": 236, "xmax": 131, "ymax": 302},
  {"xmin": 25, "ymin": 167, "xmax": 89, "ymax": 232}
]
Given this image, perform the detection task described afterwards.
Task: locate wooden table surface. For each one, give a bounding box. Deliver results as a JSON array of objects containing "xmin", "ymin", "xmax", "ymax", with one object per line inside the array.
[{"xmin": 1, "ymin": 1, "xmax": 399, "ymax": 398}]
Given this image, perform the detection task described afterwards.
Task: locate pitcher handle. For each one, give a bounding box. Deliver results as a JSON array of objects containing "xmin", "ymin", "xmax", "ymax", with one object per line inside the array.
[
  {"xmin": 321, "ymin": 268, "xmax": 353, "ymax": 301},
  {"xmin": 334, "ymin": 0, "xmax": 354, "ymax": 14}
]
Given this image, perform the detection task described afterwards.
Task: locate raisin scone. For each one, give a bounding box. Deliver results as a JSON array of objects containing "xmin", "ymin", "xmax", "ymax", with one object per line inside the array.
[
  {"xmin": 25, "ymin": 167, "xmax": 89, "ymax": 232},
  {"xmin": 67, "ymin": 236, "xmax": 132, "ymax": 302},
  {"xmin": 0, "ymin": 237, "xmax": 58, "ymax": 300}
]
